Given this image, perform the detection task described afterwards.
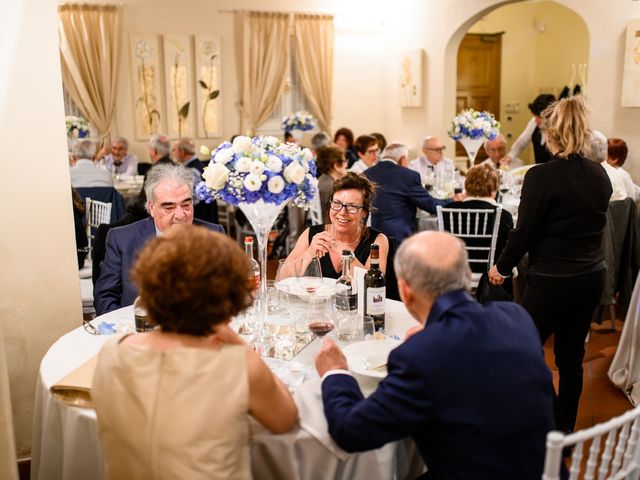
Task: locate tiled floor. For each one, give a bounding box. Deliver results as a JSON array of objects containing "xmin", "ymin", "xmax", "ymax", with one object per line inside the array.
[{"xmin": 543, "ymin": 320, "xmax": 632, "ymax": 432}]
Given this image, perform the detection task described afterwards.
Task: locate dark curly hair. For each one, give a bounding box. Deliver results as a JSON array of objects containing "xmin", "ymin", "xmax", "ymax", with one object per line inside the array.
[
  {"xmin": 333, "ymin": 127, "xmax": 354, "ymax": 147},
  {"xmin": 131, "ymin": 225, "xmax": 253, "ymax": 336},
  {"xmin": 331, "ymin": 172, "xmax": 376, "ymax": 218},
  {"xmin": 465, "ymin": 163, "xmax": 499, "ymax": 198}
]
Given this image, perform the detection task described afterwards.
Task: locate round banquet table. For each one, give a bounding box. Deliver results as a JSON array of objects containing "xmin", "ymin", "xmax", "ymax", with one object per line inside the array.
[{"xmin": 31, "ymin": 299, "xmax": 425, "ymax": 480}]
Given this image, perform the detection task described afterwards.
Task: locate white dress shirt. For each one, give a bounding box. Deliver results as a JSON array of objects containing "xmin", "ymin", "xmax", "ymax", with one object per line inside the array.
[
  {"xmin": 348, "ymin": 159, "xmax": 370, "ymax": 174},
  {"xmin": 602, "ymin": 162, "xmax": 631, "ymax": 201}
]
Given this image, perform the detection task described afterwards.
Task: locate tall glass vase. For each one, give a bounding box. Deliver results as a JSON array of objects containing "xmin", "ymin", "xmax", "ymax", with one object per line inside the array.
[
  {"xmin": 237, "ymin": 200, "xmax": 288, "ymax": 325},
  {"xmin": 458, "ymin": 136, "xmax": 486, "ymax": 169}
]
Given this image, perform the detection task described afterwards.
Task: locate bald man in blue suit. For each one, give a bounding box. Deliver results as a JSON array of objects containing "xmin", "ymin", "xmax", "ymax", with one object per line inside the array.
[{"xmin": 316, "ymin": 232, "xmax": 555, "ymax": 479}]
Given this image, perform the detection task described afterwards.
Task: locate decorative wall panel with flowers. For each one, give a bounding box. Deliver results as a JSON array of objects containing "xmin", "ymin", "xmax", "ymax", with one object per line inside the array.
[
  {"xmin": 162, "ymin": 34, "xmax": 196, "ymax": 138},
  {"xmin": 194, "ymin": 35, "xmax": 222, "ymax": 138},
  {"xmin": 129, "ymin": 33, "xmax": 164, "ymax": 140}
]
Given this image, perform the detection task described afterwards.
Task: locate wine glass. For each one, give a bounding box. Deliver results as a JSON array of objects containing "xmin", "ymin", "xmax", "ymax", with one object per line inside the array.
[{"xmin": 296, "ymin": 257, "xmax": 332, "ymax": 336}]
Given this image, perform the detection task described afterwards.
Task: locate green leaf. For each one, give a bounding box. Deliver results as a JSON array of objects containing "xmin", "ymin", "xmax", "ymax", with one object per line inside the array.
[
  {"xmin": 178, "ymin": 102, "xmax": 190, "ymax": 118},
  {"xmin": 210, "ymin": 54, "xmax": 217, "ymax": 61},
  {"xmin": 199, "ymin": 80, "xmax": 208, "ymax": 89},
  {"xmin": 209, "ymin": 90, "xmax": 220, "ymax": 100}
]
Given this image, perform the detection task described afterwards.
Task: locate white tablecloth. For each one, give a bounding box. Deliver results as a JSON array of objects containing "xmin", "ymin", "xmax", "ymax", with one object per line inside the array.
[{"xmin": 31, "ymin": 300, "xmax": 424, "ymax": 480}]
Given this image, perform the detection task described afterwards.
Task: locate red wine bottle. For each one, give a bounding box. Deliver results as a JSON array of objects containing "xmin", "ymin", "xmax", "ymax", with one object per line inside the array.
[{"xmin": 364, "ymin": 244, "xmax": 386, "ymax": 332}]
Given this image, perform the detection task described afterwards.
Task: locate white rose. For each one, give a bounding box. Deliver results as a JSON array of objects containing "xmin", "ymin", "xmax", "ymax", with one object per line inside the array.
[
  {"xmin": 249, "ymin": 160, "xmax": 265, "ymax": 175},
  {"xmin": 302, "ymin": 148, "xmax": 313, "ymax": 162},
  {"xmin": 283, "ymin": 161, "xmax": 306, "ymax": 184},
  {"xmin": 202, "ymin": 163, "xmax": 229, "ymax": 190},
  {"xmin": 232, "ymin": 135, "xmax": 253, "ymax": 154},
  {"xmin": 200, "ymin": 145, "xmax": 210, "ymax": 157},
  {"xmin": 243, "ymin": 173, "xmax": 262, "ymax": 191},
  {"xmin": 267, "ymin": 175, "xmax": 285, "ymax": 194},
  {"xmin": 266, "ymin": 155, "xmax": 282, "ymax": 172},
  {"xmin": 235, "ymin": 156, "xmax": 252, "ymax": 172},
  {"xmin": 214, "ymin": 147, "xmax": 234, "ymax": 164}
]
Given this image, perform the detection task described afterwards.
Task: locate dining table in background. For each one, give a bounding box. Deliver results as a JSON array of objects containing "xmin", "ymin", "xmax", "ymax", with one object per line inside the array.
[{"xmin": 31, "ymin": 298, "xmax": 425, "ymax": 480}]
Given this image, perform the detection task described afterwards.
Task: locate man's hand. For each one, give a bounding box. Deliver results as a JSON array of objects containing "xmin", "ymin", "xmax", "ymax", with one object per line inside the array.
[
  {"xmin": 488, "ymin": 265, "xmax": 505, "ymax": 285},
  {"xmin": 405, "ymin": 324, "xmax": 424, "ymax": 340},
  {"xmin": 499, "ymin": 155, "xmax": 512, "ymax": 167},
  {"xmin": 315, "ymin": 338, "xmax": 348, "ymax": 377},
  {"xmin": 452, "ymin": 192, "xmax": 466, "ymax": 202}
]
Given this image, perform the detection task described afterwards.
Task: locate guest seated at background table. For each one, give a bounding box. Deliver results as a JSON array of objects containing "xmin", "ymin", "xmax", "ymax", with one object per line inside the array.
[
  {"xmin": 96, "ymin": 136, "xmax": 138, "ymax": 176},
  {"xmin": 69, "ymin": 139, "xmax": 113, "ymax": 188},
  {"xmin": 370, "ymin": 132, "xmax": 387, "ymax": 153},
  {"xmin": 311, "ymin": 131, "xmax": 331, "ymax": 153},
  {"xmin": 480, "ymin": 134, "xmax": 523, "ymax": 170},
  {"xmin": 92, "ymin": 226, "xmax": 298, "ymax": 480},
  {"xmin": 286, "ymin": 173, "xmax": 388, "ymax": 278},
  {"xmin": 588, "ymin": 130, "xmax": 629, "ymax": 201},
  {"xmin": 408, "ymin": 136, "xmax": 456, "ymax": 184},
  {"xmin": 607, "ymin": 137, "xmax": 640, "ymax": 201},
  {"xmin": 447, "ymin": 163, "xmax": 514, "ymax": 270},
  {"xmin": 365, "ymin": 143, "xmax": 451, "ymax": 244},
  {"xmin": 347, "ymin": 135, "xmax": 379, "ymax": 174},
  {"xmin": 315, "ymin": 231, "xmax": 555, "ymax": 479},
  {"xmin": 94, "ymin": 163, "xmax": 223, "ymax": 315},
  {"xmin": 334, "ymin": 127, "xmax": 358, "ymax": 168},
  {"xmin": 316, "ymin": 145, "xmax": 347, "ymax": 223}
]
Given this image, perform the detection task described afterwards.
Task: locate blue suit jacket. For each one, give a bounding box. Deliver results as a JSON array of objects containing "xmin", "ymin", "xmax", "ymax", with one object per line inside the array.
[
  {"xmin": 94, "ymin": 217, "xmax": 224, "ymax": 315},
  {"xmin": 364, "ymin": 161, "xmax": 448, "ymax": 244},
  {"xmin": 322, "ymin": 290, "xmax": 555, "ymax": 480}
]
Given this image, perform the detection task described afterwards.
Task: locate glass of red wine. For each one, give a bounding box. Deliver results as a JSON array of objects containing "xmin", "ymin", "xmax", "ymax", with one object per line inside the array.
[{"xmin": 296, "ymin": 257, "xmax": 333, "ymax": 336}]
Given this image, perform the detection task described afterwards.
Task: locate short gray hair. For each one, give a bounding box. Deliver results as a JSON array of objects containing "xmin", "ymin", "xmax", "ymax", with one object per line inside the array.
[
  {"xmin": 311, "ymin": 132, "xmax": 331, "ymax": 151},
  {"xmin": 381, "ymin": 143, "xmax": 409, "ymax": 163},
  {"xmin": 144, "ymin": 163, "xmax": 194, "ymax": 212},
  {"xmin": 72, "ymin": 139, "xmax": 96, "ymax": 159},
  {"xmin": 175, "ymin": 138, "xmax": 196, "ymax": 155},
  {"xmin": 111, "ymin": 136, "xmax": 129, "ymax": 149},
  {"xmin": 148, "ymin": 134, "xmax": 171, "ymax": 157},
  {"xmin": 587, "ymin": 130, "xmax": 608, "ymax": 163},
  {"xmin": 484, "ymin": 134, "xmax": 506, "ymax": 150},
  {"xmin": 394, "ymin": 232, "xmax": 471, "ymax": 297}
]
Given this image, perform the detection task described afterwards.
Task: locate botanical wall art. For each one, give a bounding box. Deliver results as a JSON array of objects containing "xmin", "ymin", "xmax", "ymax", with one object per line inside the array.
[
  {"xmin": 399, "ymin": 49, "xmax": 424, "ymax": 108},
  {"xmin": 195, "ymin": 35, "xmax": 222, "ymax": 138},
  {"xmin": 621, "ymin": 20, "xmax": 640, "ymax": 108},
  {"xmin": 163, "ymin": 34, "xmax": 196, "ymax": 138},
  {"xmin": 129, "ymin": 33, "xmax": 164, "ymax": 139}
]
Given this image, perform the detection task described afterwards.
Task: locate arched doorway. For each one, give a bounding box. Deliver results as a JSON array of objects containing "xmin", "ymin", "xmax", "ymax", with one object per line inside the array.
[{"xmin": 443, "ymin": 1, "xmax": 589, "ymax": 165}]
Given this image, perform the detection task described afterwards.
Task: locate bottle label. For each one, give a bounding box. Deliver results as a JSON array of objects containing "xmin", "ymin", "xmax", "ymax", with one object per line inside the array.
[
  {"xmin": 366, "ymin": 287, "xmax": 385, "ymax": 315},
  {"xmin": 336, "ymin": 293, "xmax": 357, "ymax": 311}
]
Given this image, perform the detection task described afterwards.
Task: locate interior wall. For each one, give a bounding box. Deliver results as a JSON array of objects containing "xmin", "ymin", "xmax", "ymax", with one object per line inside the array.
[
  {"xmin": 1, "ymin": 0, "xmax": 82, "ymax": 459},
  {"xmin": 468, "ymin": 1, "xmax": 589, "ymax": 163}
]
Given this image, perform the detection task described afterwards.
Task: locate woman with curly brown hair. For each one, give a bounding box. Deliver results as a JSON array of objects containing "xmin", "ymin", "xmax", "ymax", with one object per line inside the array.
[{"xmin": 92, "ymin": 226, "xmax": 297, "ymax": 479}]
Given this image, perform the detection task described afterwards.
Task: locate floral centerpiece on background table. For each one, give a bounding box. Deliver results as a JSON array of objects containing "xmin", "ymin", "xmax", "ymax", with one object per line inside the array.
[
  {"xmin": 65, "ymin": 115, "xmax": 90, "ymax": 138},
  {"xmin": 281, "ymin": 111, "xmax": 316, "ymax": 140},
  {"xmin": 197, "ymin": 135, "xmax": 318, "ymax": 326},
  {"xmin": 447, "ymin": 109, "xmax": 500, "ymax": 167}
]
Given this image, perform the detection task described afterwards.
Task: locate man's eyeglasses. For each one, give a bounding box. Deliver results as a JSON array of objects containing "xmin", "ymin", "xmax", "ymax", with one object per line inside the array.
[
  {"xmin": 329, "ymin": 199, "xmax": 365, "ymax": 214},
  {"xmin": 366, "ymin": 147, "xmax": 380, "ymax": 154},
  {"xmin": 426, "ymin": 146, "xmax": 446, "ymax": 153}
]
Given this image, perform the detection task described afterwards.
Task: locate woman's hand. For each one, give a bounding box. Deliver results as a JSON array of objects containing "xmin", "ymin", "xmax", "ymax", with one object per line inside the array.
[
  {"xmin": 306, "ymin": 230, "xmax": 334, "ymax": 258},
  {"xmin": 488, "ymin": 265, "xmax": 505, "ymax": 285}
]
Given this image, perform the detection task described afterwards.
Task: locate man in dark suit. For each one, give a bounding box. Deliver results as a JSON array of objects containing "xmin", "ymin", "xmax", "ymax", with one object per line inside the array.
[
  {"xmin": 364, "ymin": 143, "xmax": 451, "ymax": 244},
  {"xmin": 316, "ymin": 231, "xmax": 555, "ymax": 479},
  {"xmin": 94, "ymin": 163, "xmax": 224, "ymax": 315}
]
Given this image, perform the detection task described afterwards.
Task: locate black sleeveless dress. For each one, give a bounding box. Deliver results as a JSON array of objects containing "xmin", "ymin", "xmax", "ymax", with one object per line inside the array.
[{"xmin": 308, "ymin": 224, "xmax": 382, "ymax": 279}]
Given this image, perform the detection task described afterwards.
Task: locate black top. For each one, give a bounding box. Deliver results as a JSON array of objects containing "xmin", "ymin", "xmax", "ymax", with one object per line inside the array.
[
  {"xmin": 532, "ymin": 127, "xmax": 553, "ymax": 164},
  {"xmin": 308, "ymin": 224, "xmax": 382, "ymax": 279},
  {"xmin": 496, "ymin": 155, "xmax": 612, "ymax": 277}
]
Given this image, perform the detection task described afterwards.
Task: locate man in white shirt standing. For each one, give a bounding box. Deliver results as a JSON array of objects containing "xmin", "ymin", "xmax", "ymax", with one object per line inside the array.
[
  {"xmin": 97, "ymin": 136, "xmax": 138, "ymax": 176},
  {"xmin": 69, "ymin": 139, "xmax": 114, "ymax": 188},
  {"xmin": 348, "ymin": 134, "xmax": 379, "ymax": 174},
  {"xmin": 408, "ymin": 136, "xmax": 456, "ymax": 184}
]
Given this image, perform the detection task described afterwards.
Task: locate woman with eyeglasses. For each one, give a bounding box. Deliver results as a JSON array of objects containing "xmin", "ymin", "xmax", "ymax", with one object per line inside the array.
[{"xmin": 286, "ymin": 173, "xmax": 389, "ymax": 278}]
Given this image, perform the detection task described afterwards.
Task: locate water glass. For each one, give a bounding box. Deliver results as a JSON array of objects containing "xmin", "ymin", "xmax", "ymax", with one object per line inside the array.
[
  {"xmin": 266, "ymin": 280, "xmax": 280, "ymax": 312},
  {"xmin": 363, "ymin": 316, "xmax": 375, "ymax": 340}
]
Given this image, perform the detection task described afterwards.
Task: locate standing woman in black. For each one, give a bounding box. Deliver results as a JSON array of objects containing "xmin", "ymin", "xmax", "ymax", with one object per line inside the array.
[{"xmin": 488, "ymin": 95, "xmax": 612, "ymax": 433}]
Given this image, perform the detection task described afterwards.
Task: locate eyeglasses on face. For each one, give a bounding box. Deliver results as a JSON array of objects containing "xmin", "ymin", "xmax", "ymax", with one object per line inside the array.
[
  {"xmin": 329, "ymin": 199, "xmax": 364, "ymax": 214},
  {"xmin": 366, "ymin": 147, "xmax": 380, "ymax": 154},
  {"xmin": 426, "ymin": 146, "xmax": 446, "ymax": 153}
]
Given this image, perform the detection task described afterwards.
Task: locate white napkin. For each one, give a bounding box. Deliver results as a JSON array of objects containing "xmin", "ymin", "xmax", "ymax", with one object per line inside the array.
[{"xmin": 294, "ymin": 378, "xmax": 350, "ymax": 461}]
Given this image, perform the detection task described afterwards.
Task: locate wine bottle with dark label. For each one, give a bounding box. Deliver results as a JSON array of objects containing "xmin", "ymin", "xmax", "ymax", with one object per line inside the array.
[{"xmin": 364, "ymin": 243, "xmax": 385, "ymax": 332}]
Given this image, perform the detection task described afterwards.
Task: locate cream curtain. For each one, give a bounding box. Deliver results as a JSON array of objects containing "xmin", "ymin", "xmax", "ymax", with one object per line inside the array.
[
  {"xmin": 58, "ymin": 5, "xmax": 121, "ymax": 145},
  {"xmin": 236, "ymin": 11, "xmax": 290, "ymax": 134},
  {"xmin": 293, "ymin": 15, "xmax": 334, "ymax": 133}
]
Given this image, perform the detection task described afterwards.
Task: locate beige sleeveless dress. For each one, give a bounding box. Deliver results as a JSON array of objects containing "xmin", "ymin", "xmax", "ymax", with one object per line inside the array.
[{"xmin": 92, "ymin": 334, "xmax": 251, "ymax": 480}]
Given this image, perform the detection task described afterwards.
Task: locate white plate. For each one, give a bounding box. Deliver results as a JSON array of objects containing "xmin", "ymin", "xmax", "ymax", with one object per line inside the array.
[
  {"xmin": 342, "ymin": 339, "xmax": 402, "ymax": 379},
  {"xmin": 277, "ymin": 277, "xmax": 336, "ymax": 301}
]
